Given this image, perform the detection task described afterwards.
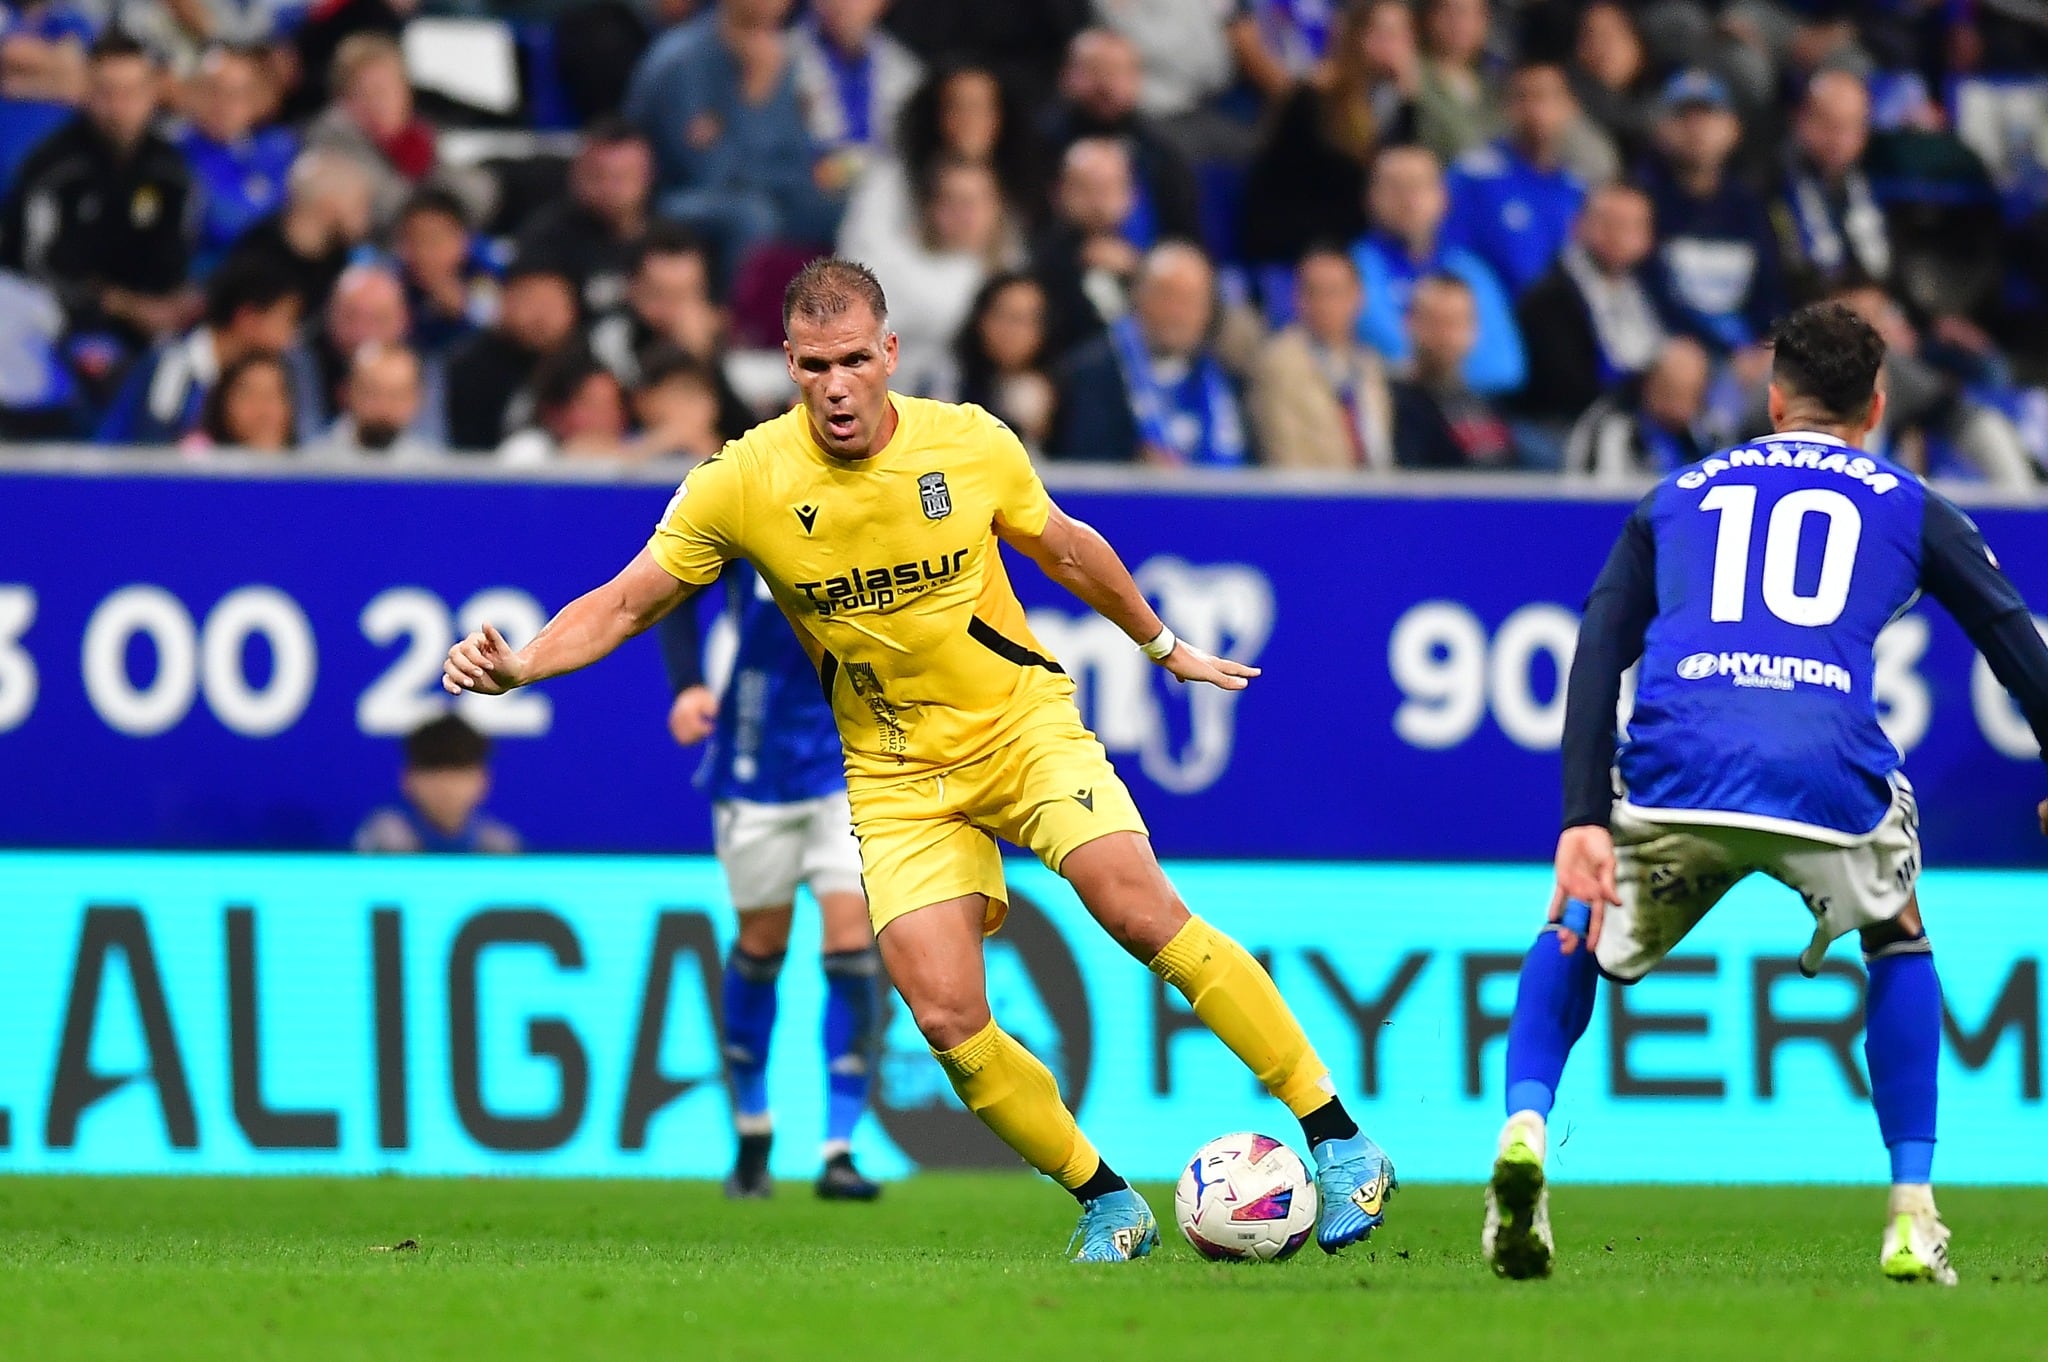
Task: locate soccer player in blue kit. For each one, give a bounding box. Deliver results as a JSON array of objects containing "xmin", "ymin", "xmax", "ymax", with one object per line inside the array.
[
  {"xmin": 1484, "ymin": 303, "xmax": 2048, "ymax": 1285},
  {"xmin": 660, "ymin": 564, "xmax": 883, "ymax": 1202}
]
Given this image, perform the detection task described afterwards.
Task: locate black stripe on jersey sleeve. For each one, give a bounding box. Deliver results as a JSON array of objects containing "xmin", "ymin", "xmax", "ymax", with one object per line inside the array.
[
  {"xmin": 817, "ymin": 651, "xmax": 839, "ymax": 700},
  {"xmin": 967, "ymin": 618, "xmax": 1068, "ymax": 675},
  {"xmin": 1919, "ymin": 493, "xmax": 2048, "ymax": 764},
  {"xmin": 1562, "ymin": 496, "xmax": 1659, "ymax": 831}
]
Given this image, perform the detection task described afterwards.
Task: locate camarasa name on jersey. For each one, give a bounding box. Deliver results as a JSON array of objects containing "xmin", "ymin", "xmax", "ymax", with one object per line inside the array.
[
  {"xmin": 793, "ymin": 547, "xmax": 972, "ymax": 618},
  {"xmin": 1672, "ymin": 441, "xmax": 1904, "ymax": 494}
]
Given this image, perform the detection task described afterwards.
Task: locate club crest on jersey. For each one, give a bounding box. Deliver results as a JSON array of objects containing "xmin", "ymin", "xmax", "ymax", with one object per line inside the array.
[{"xmin": 917, "ymin": 472, "xmax": 952, "ymax": 520}]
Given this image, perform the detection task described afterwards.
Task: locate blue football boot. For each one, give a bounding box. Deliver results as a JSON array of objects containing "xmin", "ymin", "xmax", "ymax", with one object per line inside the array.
[
  {"xmin": 1311, "ymin": 1131, "xmax": 1397, "ymax": 1253},
  {"xmin": 1067, "ymin": 1187, "xmax": 1159, "ymax": 1263}
]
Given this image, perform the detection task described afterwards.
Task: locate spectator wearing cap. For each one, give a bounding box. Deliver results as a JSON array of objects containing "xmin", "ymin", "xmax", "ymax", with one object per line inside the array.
[
  {"xmin": 308, "ymin": 341, "xmax": 440, "ymax": 460},
  {"xmin": 444, "ymin": 256, "xmax": 581, "ymax": 451},
  {"xmin": 513, "ymin": 118, "xmax": 654, "ymax": 321},
  {"xmin": 393, "ymin": 187, "xmax": 493, "ymax": 358},
  {"xmin": 176, "ymin": 44, "xmax": 298, "ymax": 278},
  {"xmin": 1040, "ymin": 29, "xmax": 1201, "ymax": 248},
  {"xmin": 496, "ymin": 344, "xmax": 635, "ymax": 463},
  {"xmin": 1, "ymin": 35, "xmax": 197, "ymax": 351},
  {"xmin": 1640, "ymin": 69, "xmax": 1784, "ymax": 357},
  {"xmin": 1389, "ymin": 271, "xmax": 1520, "ymax": 469},
  {"xmin": 788, "ymin": 0, "xmax": 923, "ymax": 180},
  {"xmin": 1240, "ymin": 0, "xmax": 1420, "ymax": 267},
  {"xmin": 221, "ymin": 147, "xmax": 375, "ymax": 322},
  {"xmin": 586, "ymin": 224, "xmax": 754, "ymax": 441},
  {"xmin": 284, "ymin": 261, "xmax": 447, "ymax": 446},
  {"xmin": 353, "ymin": 714, "xmax": 521, "ymax": 854},
  {"xmin": 623, "ymin": 0, "xmax": 843, "ymax": 283},
  {"xmin": 96, "ymin": 252, "xmax": 300, "ymax": 443},
  {"xmin": 1563, "ymin": 334, "xmax": 1711, "ymax": 481},
  {"xmin": 1512, "ymin": 182, "xmax": 1664, "ymax": 429},
  {"xmin": 1443, "ymin": 59, "xmax": 1590, "ymax": 299},
  {"xmin": 305, "ymin": 33, "xmax": 490, "ymax": 230},
  {"xmin": 1413, "ymin": 0, "xmax": 1495, "ymax": 165},
  {"xmin": 1352, "ymin": 143, "xmax": 1524, "ymax": 395},
  {"xmin": 1770, "ymin": 69, "xmax": 1889, "ymax": 302},
  {"xmin": 1249, "ymin": 245, "xmax": 1395, "ymax": 470},
  {"xmin": 1051, "ymin": 241, "xmax": 1249, "ymax": 466}
]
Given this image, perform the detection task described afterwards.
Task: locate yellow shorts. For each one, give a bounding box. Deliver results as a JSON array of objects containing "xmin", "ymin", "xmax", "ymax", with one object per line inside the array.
[{"xmin": 847, "ymin": 711, "xmax": 1148, "ymax": 936}]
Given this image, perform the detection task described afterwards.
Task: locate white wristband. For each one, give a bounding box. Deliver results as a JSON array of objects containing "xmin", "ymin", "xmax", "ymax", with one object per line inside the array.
[{"xmin": 1139, "ymin": 625, "xmax": 1177, "ymax": 661}]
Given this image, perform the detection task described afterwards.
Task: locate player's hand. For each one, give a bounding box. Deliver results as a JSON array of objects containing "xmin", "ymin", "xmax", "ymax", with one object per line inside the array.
[
  {"xmin": 1550, "ymin": 825, "xmax": 1619, "ymax": 955},
  {"xmin": 2037, "ymin": 797, "xmax": 2047, "ymax": 837},
  {"xmin": 669, "ymin": 684, "xmax": 718, "ymax": 746},
  {"xmin": 442, "ymin": 624, "xmax": 525, "ymax": 696},
  {"xmin": 1157, "ymin": 641, "xmax": 1262, "ymax": 691}
]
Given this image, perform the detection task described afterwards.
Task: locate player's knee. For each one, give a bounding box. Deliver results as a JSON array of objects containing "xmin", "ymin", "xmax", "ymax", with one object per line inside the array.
[
  {"xmin": 910, "ymin": 995, "xmax": 991, "ymax": 1053},
  {"xmin": 1860, "ymin": 915, "xmax": 1929, "ymax": 957},
  {"xmin": 735, "ymin": 907, "xmax": 795, "ymax": 956}
]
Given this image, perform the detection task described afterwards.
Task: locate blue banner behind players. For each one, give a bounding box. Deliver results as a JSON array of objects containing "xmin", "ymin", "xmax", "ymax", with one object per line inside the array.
[{"xmin": 0, "ymin": 466, "xmax": 2044, "ymax": 863}]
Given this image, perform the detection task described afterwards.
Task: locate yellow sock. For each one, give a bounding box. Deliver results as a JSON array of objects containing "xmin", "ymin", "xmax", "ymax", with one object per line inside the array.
[
  {"xmin": 1150, "ymin": 916, "xmax": 1333, "ymax": 1118},
  {"xmin": 931, "ymin": 1020, "xmax": 1102, "ymax": 1189}
]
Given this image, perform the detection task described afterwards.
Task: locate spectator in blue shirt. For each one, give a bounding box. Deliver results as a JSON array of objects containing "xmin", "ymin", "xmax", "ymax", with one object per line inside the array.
[
  {"xmin": 1352, "ymin": 143, "xmax": 1525, "ymax": 394},
  {"xmin": 1443, "ymin": 59, "xmax": 1587, "ymax": 298},
  {"xmin": 788, "ymin": 0, "xmax": 924, "ymax": 180},
  {"xmin": 622, "ymin": 0, "xmax": 842, "ymax": 284},
  {"xmin": 97, "ymin": 251, "xmax": 300, "ymax": 443},
  {"xmin": 1051, "ymin": 240, "xmax": 1248, "ymax": 465},
  {"xmin": 177, "ymin": 45, "xmax": 298, "ymax": 278},
  {"xmin": 353, "ymin": 714, "xmax": 521, "ymax": 854},
  {"xmin": 1639, "ymin": 69, "xmax": 1784, "ymax": 357}
]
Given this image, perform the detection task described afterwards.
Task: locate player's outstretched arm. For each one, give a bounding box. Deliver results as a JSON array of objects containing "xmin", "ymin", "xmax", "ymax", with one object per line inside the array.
[
  {"xmin": 997, "ymin": 502, "xmax": 1261, "ymax": 691},
  {"xmin": 443, "ymin": 549, "xmax": 696, "ymax": 696}
]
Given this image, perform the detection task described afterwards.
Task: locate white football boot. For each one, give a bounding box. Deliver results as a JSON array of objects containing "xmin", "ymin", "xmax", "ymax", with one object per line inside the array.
[
  {"xmin": 1482, "ymin": 1110, "xmax": 1553, "ymax": 1280},
  {"xmin": 1880, "ymin": 1185, "xmax": 1957, "ymax": 1286}
]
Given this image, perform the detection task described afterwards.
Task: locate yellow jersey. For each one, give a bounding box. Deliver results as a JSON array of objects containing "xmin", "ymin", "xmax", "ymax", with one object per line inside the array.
[{"xmin": 647, "ymin": 395, "xmax": 1074, "ymax": 780}]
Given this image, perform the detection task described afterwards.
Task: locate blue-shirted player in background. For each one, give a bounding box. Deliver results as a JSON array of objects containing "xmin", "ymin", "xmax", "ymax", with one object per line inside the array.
[
  {"xmin": 1484, "ymin": 302, "xmax": 2048, "ymax": 1285},
  {"xmin": 660, "ymin": 563, "xmax": 883, "ymax": 1202}
]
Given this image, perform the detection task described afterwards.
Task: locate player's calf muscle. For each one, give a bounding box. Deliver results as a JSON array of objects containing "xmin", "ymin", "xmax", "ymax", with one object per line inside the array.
[{"xmin": 1062, "ymin": 833, "xmax": 1189, "ymax": 958}]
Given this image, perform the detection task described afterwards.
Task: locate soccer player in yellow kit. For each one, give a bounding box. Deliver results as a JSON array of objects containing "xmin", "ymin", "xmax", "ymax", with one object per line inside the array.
[{"xmin": 443, "ymin": 260, "xmax": 1394, "ymax": 1261}]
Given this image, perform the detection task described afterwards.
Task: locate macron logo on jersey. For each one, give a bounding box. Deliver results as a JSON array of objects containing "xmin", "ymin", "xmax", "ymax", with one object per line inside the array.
[
  {"xmin": 1677, "ymin": 650, "xmax": 1853, "ymax": 693},
  {"xmin": 1673, "ymin": 442, "xmax": 1902, "ymax": 495}
]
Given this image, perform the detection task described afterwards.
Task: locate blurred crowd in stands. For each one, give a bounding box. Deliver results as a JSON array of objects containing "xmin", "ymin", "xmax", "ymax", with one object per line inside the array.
[{"xmin": 3, "ymin": 0, "xmax": 2048, "ymax": 484}]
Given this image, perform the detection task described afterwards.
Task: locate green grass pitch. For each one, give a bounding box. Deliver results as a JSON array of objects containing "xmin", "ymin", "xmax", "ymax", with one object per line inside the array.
[{"xmin": 2, "ymin": 1176, "xmax": 2044, "ymax": 1362}]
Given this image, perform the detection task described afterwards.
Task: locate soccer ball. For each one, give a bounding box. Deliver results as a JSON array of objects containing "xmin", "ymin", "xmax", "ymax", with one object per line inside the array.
[{"xmin": 1173, "ymin": 1131, "xmax": 1318, "ymax": 1261}]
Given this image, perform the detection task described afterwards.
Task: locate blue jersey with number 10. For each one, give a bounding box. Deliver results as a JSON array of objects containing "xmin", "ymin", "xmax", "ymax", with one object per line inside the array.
[{"xmin": 1621, "ymin": 432, "xmax": 1931, "ymax": 839}]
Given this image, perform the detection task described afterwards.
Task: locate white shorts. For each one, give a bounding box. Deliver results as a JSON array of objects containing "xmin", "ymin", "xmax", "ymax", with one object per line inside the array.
[
  {"xmin": 1598, "ymin": 779, "xmax": 1922, "ymax": 982},
  {"xmin": 713, "ymin": 793, "xmax": 865, "ymax": 913}
]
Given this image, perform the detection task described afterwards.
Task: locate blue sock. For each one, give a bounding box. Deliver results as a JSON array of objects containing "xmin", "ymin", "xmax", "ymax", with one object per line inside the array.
[
  {"xmin": 821, "ymin": 948, "xmax": 880, "ymax": 1151},
  {"xmin": 722, "ymin": 947, "xmax": 783, "ymax": 1127},
  {"xmin": 1865, "ymin": 937, "xmax": 1939, "ymax": 1185},
  {"xmin": 1503, "ymin": 902, "xmax": 1599, "ymax": 1119}
]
